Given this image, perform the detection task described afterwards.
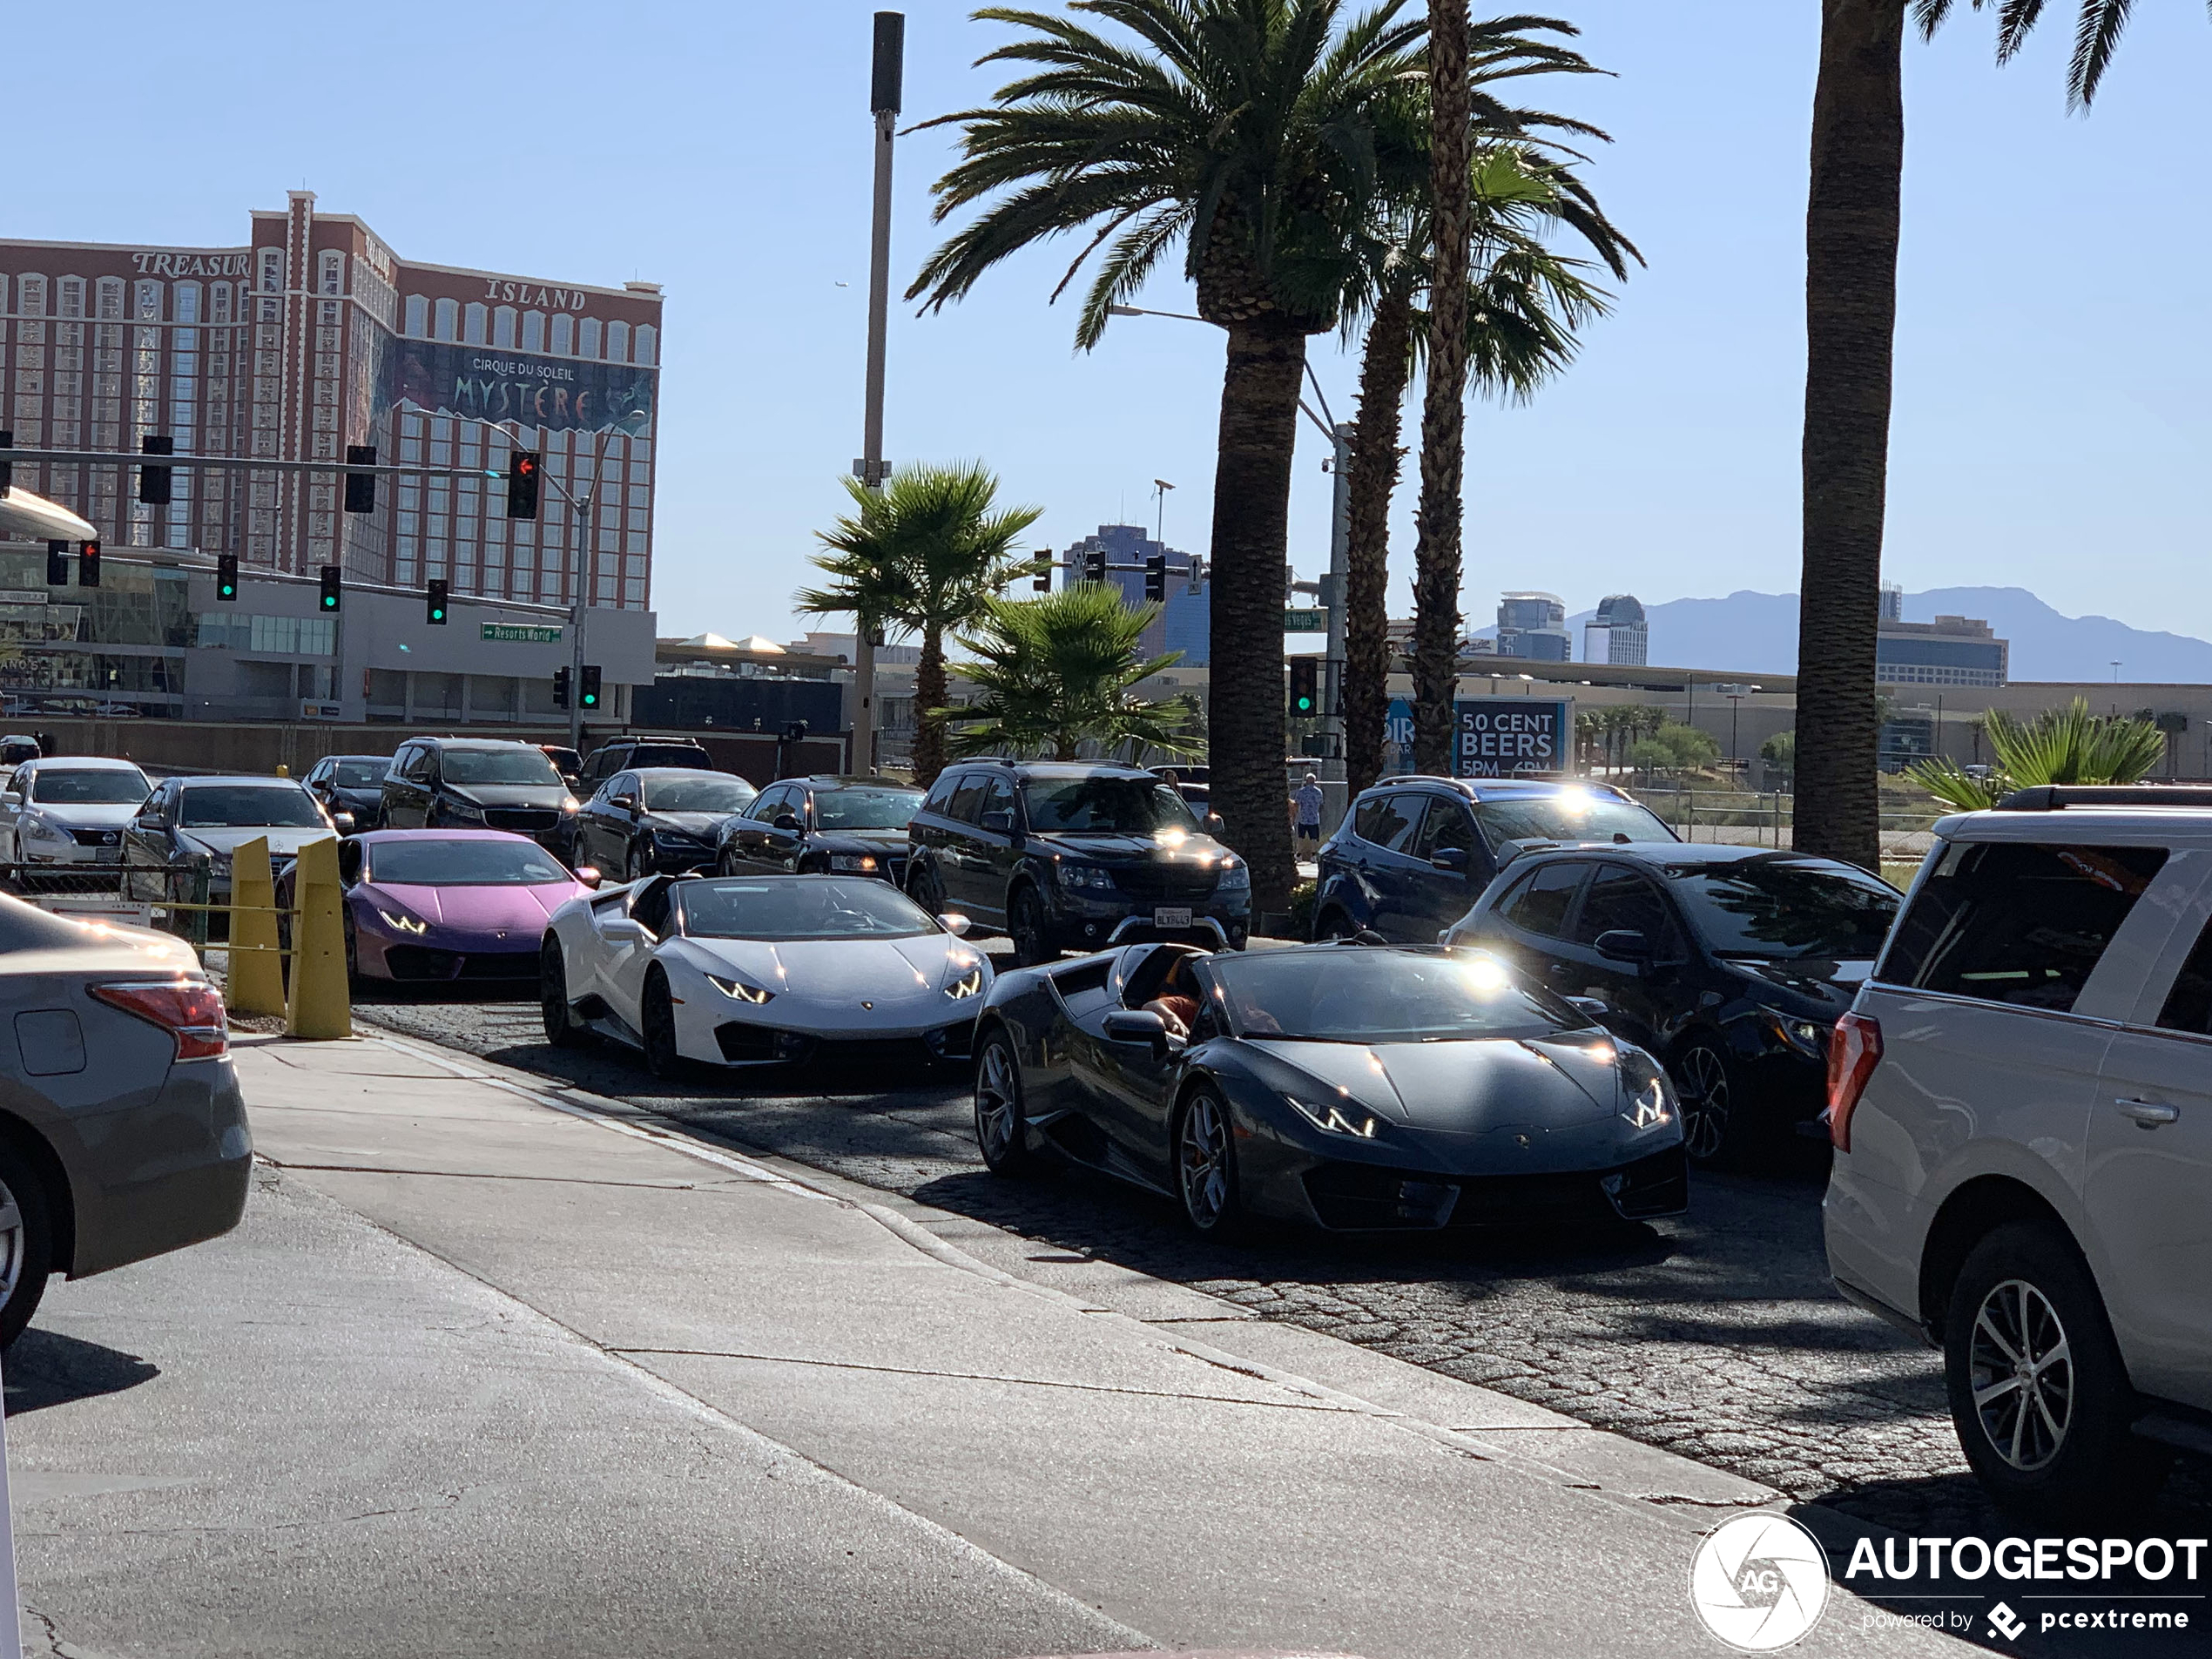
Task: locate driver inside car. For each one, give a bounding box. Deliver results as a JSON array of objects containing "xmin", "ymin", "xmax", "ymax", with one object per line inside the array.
[{"xmin": 1142, "ymin": 954, "xmax": 1202, "ymax": 1041}]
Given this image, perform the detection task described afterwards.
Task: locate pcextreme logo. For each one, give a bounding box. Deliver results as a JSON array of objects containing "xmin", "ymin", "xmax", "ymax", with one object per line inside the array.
[{"xmin": 1689, "ymin": 1513, "xmax": 1831, "ymax": 1650}]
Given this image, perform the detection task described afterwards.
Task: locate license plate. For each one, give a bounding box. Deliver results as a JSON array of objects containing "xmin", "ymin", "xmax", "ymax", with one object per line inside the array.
[
  {"xmin": 1154, "ymin": 907, "xmax": 1193, "ymax": 928},
  {"xmin": 92, "ymin": 846, "xmax": 119, "ymax": 863}
]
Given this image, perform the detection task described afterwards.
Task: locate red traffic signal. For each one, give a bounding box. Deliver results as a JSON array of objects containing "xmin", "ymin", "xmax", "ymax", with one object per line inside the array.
[{"xmin": 507, "ymin": 452, "xmax": 541, "ymax": 520}]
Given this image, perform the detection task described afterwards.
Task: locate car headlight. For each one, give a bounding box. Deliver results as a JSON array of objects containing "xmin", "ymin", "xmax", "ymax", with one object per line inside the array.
[
  {"xmin": 561, "ymin": 795, "xmax": 581, "ymax": 813},
  {"xmin": 651, "ymin": 823, "xmax": 701, "ymax": 845},
  {"xmin": 829, "ymin": 853, "xmax": 879, "ymax": 873},
  {"xmin": 19, "ymin": 814, "xmax": 66, "ymax": 843},
  {"xmin": 1285, "ymin": 1093, "xmax": 1379, "ymax": 1139},
  {"xmin": 442, "ymin": 799, "xmax": 485, "ymax": 823},
  {"xmin": 1764, "ymin": 1009, "xmax": 1829, "ymax": 1055},
  {"xmin": 376, "ymin": 907, "xmax": 428, "ymax": 935},
  {"xmin": 944, "ymin": 965, "xmax": 985, "ymax": 1000},
  {"xmin": 1056, "ymin": 861, "xmax": 1113, "ymax": 891},
  {"xmin": 707, "ymin": 973, "xmax": 775, "ymax": 1005},
  {"xmin": 1216, "ymin": 859, "xmax": 1250, "ymax": 891},
  {"xmin": 1616, "ymin": 1047, "xmax": 1676, "ymax": 1132}
]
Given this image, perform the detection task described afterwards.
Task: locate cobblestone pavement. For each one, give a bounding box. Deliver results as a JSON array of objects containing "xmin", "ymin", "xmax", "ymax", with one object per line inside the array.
[{"xmin": 357, "ymin": 988, "xmax": 2208, "ymax": 1540}]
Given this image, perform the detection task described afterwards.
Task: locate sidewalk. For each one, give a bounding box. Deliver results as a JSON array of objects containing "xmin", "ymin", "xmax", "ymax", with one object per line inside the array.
[{"xmin": 13, "ymin": 1030, "xmax": 1973, "ymax": 1658}]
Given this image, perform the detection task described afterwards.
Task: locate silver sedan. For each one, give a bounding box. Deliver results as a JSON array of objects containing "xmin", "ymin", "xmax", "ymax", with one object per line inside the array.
[{"xmin": 0, "ymin": 756, "xmax": 152, "ymax": 873}]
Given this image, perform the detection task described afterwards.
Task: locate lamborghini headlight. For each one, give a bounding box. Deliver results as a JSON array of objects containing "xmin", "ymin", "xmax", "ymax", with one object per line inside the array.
[
  {"xmin": 376, "ymin": 907, "xmax": 428, "ymax": 935},
  {"xmin": 707, "ymin": 973, "xmax": 774, "ymax": 1005},
  {"xmin": 1616, "ymin": 1046, "xmax": 1676, "ymax": 1132},
  {"xmin": 944, "ymin": 965, "xmax": 985, "ymax": 1000},
  {"xmin": 1285, "ymin": 1093, "xmax": 1379, "ymax": 1139}
]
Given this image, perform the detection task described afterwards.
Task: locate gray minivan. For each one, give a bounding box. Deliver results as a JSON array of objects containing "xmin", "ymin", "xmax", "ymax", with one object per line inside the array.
[{"xmin": 1825, "ymin": 786, "xmax": 2212, "ymax": 1510}]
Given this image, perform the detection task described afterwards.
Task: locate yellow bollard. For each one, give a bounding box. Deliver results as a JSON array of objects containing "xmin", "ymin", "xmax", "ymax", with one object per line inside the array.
[
  {"xmin": 285, "ymin": 836, "xmax": 352, "ymax": 1041},
  {"xmin": 226, "ymin": 836, "xmax": 287, "ymax": 1017}
]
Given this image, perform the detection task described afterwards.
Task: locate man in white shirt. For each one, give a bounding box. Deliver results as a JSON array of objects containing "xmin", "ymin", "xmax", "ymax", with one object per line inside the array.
[{"xmin": 1291, "ymin": 772, "xmax": 1325, "ymax": 848}]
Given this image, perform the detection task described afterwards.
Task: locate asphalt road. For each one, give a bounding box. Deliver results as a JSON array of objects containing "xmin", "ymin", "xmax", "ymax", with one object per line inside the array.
[{"xmin": 356, "ymin": 980, "xmax": 2208, "ymax": 1545}]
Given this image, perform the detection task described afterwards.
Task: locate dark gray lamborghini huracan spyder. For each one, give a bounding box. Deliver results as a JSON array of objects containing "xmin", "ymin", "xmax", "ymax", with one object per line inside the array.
[{"xmin": 969, "ymin": 941, "xmax": 1689, "ymax": 1236}]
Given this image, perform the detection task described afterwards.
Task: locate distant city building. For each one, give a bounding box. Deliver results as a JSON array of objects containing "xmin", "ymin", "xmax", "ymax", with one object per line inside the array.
[
  {"xmin": 1880, "ymin": 583, "xmax": 1905, "ymax": 622},
  {"xmin": 1878, "ymin": 614, "xmax": 2008, "ymax": 687},
  {"xmin": 1064, "ymin": 523, "xmax": 1208, "ymax": 665},
  {"xmin": 1581, "ymin": 594, "xmax": 1649, "ymax": 665},
  {"xmin": 1494, "ymin": 590, "xmax": 1570, "ymax": 663}
]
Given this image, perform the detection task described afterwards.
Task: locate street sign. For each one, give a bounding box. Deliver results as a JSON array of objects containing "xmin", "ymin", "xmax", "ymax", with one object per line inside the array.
[
  {"xmin": 1453, "ymin": 698, "xmax": 1572, "ymax": 779},
  {"xmin": 1284, "ymin": 608, "xmax": 1328, "ymax": 633},
  {"xmin": 481, "ymin": 623, "xmax": 563, "ymax": 644}
]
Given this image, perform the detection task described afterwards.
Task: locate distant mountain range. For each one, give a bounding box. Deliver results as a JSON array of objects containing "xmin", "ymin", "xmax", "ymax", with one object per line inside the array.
[{"xmin": 1474, "ymin": 588, "xmax": 2212, "ymax": 685}]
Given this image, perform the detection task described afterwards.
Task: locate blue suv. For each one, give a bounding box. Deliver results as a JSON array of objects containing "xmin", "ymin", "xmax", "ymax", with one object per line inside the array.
[{"xmin": 1312, "ymin": 776, "xmax": 1676, "ymax": 944}]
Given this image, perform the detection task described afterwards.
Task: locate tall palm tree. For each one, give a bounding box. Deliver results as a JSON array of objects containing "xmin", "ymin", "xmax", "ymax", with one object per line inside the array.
[
  {"xmin": 907, "ymin": 0, "xmax": 1424, "ymax": 917},
  {"xmin": 945, "ymin": 583, "xmax": 1198, "ymax": 761},
  {"xmin": 797, "ymin": 462, "xmax": 1042, "ymax": 787},
  {"xmin": 1795, "ymin": 0, "xmax": 2173, "ymax": 869}
]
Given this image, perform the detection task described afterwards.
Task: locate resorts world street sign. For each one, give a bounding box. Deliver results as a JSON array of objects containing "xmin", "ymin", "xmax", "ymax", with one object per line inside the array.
[{"xmin": 482, "ymin": 624, "xmax": 563, "ymax": 644}]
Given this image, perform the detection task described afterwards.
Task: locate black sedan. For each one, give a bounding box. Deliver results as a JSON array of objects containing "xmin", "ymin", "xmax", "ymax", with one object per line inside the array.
[
  {"xmin": 302, "ymin": 753, "xmax": 391, "ymax": 831},
  {"xmin": 1444, "ymin": 845, "xmax": 1901, "ymax": 1165},
  {"xmin": 717, "ymin": 775, "xmax": 923, "ymax": 884},
  {"xmin": 969, "ymin": 941, "xmax": 1687, "ymax": 1236},
  {"xmin": 571, "ymin": 766, "xmax": 759, "ymax": 880}
]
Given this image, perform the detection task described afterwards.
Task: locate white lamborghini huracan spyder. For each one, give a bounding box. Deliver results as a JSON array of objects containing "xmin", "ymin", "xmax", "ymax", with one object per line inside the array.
[{"xmin": 541, "ymin": 873, "xmax": 993, "ymax": 1075}]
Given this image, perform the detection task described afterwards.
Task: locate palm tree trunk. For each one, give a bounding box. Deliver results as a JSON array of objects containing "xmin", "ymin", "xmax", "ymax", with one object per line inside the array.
[
  {"xmin": 1412, "ymin": 0, "xmax": 1474, "ymax": 778},
  {"xmin": 1797, "ymin": 0, "xmax": 1904, "ymax": 872},
  {"xmin": 913, "ymin": 627, "xmax": 949, "ymax": 786},
  {"xmin": 1344, "ymin": 276, "xmax": 1416, "ymax": 799},
  {"xmin": 1207, "ymin": 317, "xmax": 1305, "ymax": 918}
]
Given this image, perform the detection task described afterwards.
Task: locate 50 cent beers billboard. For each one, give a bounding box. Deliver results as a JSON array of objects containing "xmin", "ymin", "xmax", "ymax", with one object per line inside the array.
[{"xmin": 1453, "ymin": 698, "xmax": 1571, "ymax": 779}]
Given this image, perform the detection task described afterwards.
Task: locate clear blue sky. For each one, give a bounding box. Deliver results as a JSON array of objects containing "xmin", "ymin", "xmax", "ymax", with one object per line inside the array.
[{"xmin": 13, "ymin": 2, "xmax": 2209, "ymax": 644}]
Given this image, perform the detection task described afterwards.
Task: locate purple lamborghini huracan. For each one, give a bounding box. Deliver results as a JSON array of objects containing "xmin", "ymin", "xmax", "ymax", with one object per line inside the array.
[{"xmin": 332, "ymin": 830, "xmax": 596, "ymax": 984}]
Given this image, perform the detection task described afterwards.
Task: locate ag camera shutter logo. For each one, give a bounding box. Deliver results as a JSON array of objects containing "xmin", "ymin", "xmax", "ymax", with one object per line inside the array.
[{"xmin": 1689, "ymin": 1513, "xmax": 1831, "ymax": 1650}]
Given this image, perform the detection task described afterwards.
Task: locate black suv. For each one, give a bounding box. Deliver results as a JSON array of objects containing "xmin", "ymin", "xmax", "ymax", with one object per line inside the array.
[
  {"xmin": 302, "ymin": 753, "xmax": 393, "ymax": 830},
  {"xmin": 718, "ymin": 775, "xmax": 923, "ymax": 884},
  {"xmin": 576, "ymin": 737, "xmax": 715, "ymax": 795},
  {"xmin": 380, "ymin": 737, "xmax": 581, "ymax": 852},
  {"xmin": 1312, "ymin": 775, "xmax": 1677, "ymax": 945},
  {"xmin": 905, "ymin": 760, "xmax": 1250, "ymax": 965}
]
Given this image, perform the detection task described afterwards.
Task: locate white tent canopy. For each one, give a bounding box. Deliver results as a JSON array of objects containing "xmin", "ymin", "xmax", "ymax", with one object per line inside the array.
[{"xmin": 0, "ymin": 488, "xmax": 97, "ymax": 544}]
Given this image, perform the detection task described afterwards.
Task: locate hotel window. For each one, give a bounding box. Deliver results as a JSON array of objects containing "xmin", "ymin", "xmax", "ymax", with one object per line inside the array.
[
  {"xmin": 19, "ymin": 275, "xmax": 46, "ymax": 316},
  {"xmin": 319, "ymin": 251, "xmax": 344, "ymax": 295},
  {"xmin": 463, "ymin": 301, "xmax": 487, "ymax": 344},
  {"xmin": 405, "ymin": 294, "xmax": 428, "ymax": 337},
  {"xmin": 96, "ymin": 277, "xmax": 123, "ymax": 321},
  {"xmin": 522, "ymin": 311, "xmax": 544, "ymax": 352},
  {"xmin": 211, "ymin": 284, "xmax": 232, "ymax": 326},
  {"xmin": 136, "ymin": 280, "xmax": 162, "ymax": 320},
  {"xmin": 434, "ymin": 297, "xmax": 458, "ymax": 341},
  {"xmin": 605, "ymin": 320, "xmax": 630, "ymax": 363},
  {"xmin": 633, "ymin": 324, "xmax": 656, "ymax": 365},
  {"xmin": 550, "ymin": 314, "xmax": 574, "ymax": 355},
  {"xmin": 493, "ymin": 307, "xmax": 516, "ymax": 347},
  {"xmin": 58, "ymin": 277, "xmax": 84, "ymax": 319},
  {"xmin": 259, "ymin": 248, "xmax": 282, "ymax": 293},
  {"xmin": 578, "ymin": 317, "xmax": 603, "ymax": 360}
]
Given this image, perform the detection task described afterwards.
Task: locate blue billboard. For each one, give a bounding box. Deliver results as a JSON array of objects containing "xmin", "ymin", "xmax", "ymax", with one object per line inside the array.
[{"xmin": 1453, "ymin": 698, "xmax": 1571, "ymax": 779}]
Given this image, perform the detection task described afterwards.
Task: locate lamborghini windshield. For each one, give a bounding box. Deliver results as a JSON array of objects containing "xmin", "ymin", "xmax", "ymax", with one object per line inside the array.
[
  {"xmin": 1208, "ymin": 948, "xmax": 1586, "ymax": 1043},
  {"xmin": 677, "ymin": 877, "xmax": 936, "ymax": 941}
]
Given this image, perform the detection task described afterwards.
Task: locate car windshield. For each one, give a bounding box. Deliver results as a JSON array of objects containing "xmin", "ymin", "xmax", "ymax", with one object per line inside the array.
[
  {"xmin": 30, "ymin": 768, "xmax": 150, "ymax": 805},
  {"xmin": 815, "ymin": 787, "xmax": 923, "ymax": 831},
  {"xmin": 441, "ymin": 748, "xmax": 563, "ymax": 786},
  {"xmin": 368, "ymin": 838, "xmax": 572, "ymax": 887},
  {"xmin": 1662, "ymin": 857, "xmax": 1899, "ymax": 961},
  {"xmin": 1471, "ymin": 790, "xmax": 1675, "ymax": 848},
  {"xmin": 678, "ymin": 878, "xmax": 934, "ymax": 941},
  {"xmin": 1209, "ymin": 948, "xmax": 1584, "ymax": 1043},
  {"xmin": 179, "ymin": 786, "xmax": 327, "ymax": 828},
  {"xmin": 332, "ymin": 760, "xmax": 388, "ymax": 788},
  {"xmin": 1023, "ymin": 777, "xmax": 1200, "ymax": 835},
  {"xmin": 641, "ymin": 775, "xmax": 758, "ymax": 813},
  {"xmin": 622, "ymin": 745, "xmax": 711, "ymax": 770}
]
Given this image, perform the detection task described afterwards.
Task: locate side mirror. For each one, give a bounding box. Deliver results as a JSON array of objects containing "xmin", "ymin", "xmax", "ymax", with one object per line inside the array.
[
  {"xmin": 332, "ymin": 811, "xmax": 356, "ymax": 832},
  {"xmin": 1101, "ymin": 1008, "xmax": 1169, "ymax": 1048},
  {"xmin": 597, "ymin": 917, "xmax": 651, "ymax": 945},
  {"xmin": 575, "ymin": 866, "xmax": 603, "ymax": 890},
  {"xmin": 937, "ymin": 913, "xmax": 972, "ymax": 938},
  {"xmin": 1429, "ymin": 846, "xmax": 1469, "ymax": 874},
  {"xmin": 610, "ymin": 794, "xmax": 637, "ymax": 812},
  {"xmin": 979, "ymin": 809, "xmax": 1015, "ymax": 835},
  {"xmin": 1205, "ymin": 812, "xmax": 1226, "ymax": 834},
  {"xmin": 1594, "ymin": 928, "xmax": 1650, "ymax": 963},
  {"xmin": 1566, "ymin": 995, "xmax": 1611, "ymax": 1023},
  {"xmin": 772, "ymin": 813, "xmax": 803, "ymax": 834}
]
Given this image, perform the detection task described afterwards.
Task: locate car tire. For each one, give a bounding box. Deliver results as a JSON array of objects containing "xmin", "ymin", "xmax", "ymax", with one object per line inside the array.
[
  {"xmin": 341, "ymin": 909, "xmax": 360, "ymax": 987},
  {"xmin": 1008, "ymin": 886, "xmax": 1052, "ymax": 968},
  {"xmin": 972, "ymin": 1028, "xmax": 1034, "ymax": 1177},
  {"xmin": 1174, "ymin": 1086, "xmax": 1245, "ymax": 1238},
  {"xmin": 1672, "ymin": 1040, "xmax": 1741, "ymax": 1166},
  {"xmin": 1312, "ymin": 907, "xmax": 1355, "ymax": 943},
  {"xmin": 624, "ymin": 843, "xmax": 648, "ymax": 883},
  {"xmin": 716, "ymin": 848, "xmax": 738, "ymax": 877},
  {"xmin": 0, "ymin": 1140, "xmax": 56, "ymax": 1350},
  {"xmin": 1944, "ymin": 1219, "xmax": 2163, "ymax": 1515},
  {"xmin": 906, "ymin": 862, "xmax": 948, "ymax": 916},
  {"xmin": 641, "ymin": 969, "xmax": 685, "ymax": 1082},
  {"xmin": 541, "ymin": 939, "xmax": 590, "ymax": 1049}
]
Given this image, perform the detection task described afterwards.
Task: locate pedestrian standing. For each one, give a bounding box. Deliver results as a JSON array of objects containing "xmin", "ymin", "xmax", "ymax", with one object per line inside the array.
[{"xmin": 1292, "ymin": 771, "xmax": 1324, "ymax": 850}]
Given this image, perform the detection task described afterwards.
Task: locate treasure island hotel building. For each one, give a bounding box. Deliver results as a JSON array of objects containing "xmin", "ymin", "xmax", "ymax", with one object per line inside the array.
[{"xmin": 0, "ymin": 191, "xmax": 663, "ymax": 612}]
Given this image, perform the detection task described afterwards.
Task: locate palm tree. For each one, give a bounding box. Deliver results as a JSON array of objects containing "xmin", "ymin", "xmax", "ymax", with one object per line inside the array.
[
  {"xmin": 1905, "ymin": 700, "xmax": 2165, "ymax": 810},
  {"xmin": 796, "ymin": 463, "xmax": 1042, "ymax": 787},
  {"xmin": 945, "ymin": 583, "xmax": 1199, "ymax": 762},
  {"xmin": 907, "ymin": 0, "xmax": 1424, "ymax": 917},
  {"xmin": 1795, "ymin": 0, "xmax": 2177, "ymax": 869}
]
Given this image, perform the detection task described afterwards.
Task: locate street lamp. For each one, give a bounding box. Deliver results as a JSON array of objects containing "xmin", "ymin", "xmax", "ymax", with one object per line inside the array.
[{"xmin": 1718, "ymin": 684, "xmax": 1762, "ymax": 769}]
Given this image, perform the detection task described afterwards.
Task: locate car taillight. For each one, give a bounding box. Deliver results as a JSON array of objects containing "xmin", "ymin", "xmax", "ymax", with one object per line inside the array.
[
  {"xmin": 91, "ymin": 978, "xmax": 229, "ymax": 1061},
  {"xmin": 1826, "ymin": 1010, "xmax": 1883, "ymax": 1153}
]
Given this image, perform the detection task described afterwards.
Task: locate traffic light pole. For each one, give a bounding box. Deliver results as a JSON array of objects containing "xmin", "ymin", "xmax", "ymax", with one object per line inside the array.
[{"xmin": 852, "ymin": 10, "xmax": 904, "ymax": 779}]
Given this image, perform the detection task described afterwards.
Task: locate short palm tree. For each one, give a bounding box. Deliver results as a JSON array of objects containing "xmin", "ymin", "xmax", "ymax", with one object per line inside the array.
[
  {"xmin": 908, "ymin": 0, "xmax": 1424, "ymax": 914},
  {"xmin": 1795, "ymin": 0, "xmax": 2182, "ymax": 869},
  {"xmin": 1906, "ymin": 700, "xmax": 2166, "ymax": 811},
  {"xmin": 796, "ymin": 463, "xmax": 1042, "ymax": 787},
  {"xmin": 944, "ymin": 583, "xmax": 1199, "ymax": 762}
]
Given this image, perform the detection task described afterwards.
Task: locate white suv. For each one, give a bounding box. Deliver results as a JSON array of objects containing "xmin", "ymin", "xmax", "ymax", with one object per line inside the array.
[{"xmin": 1824, "ymin": 786, "xmax": 2212, "ymax": 1510}]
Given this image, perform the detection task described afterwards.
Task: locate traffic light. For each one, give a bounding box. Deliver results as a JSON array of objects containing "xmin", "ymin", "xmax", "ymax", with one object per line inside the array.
[
  {"xmin": 577, "ymin": 664, "xmax": 602, "ymax": 711},
  {"xmin": 344, "ymin": 445, "xmax": 378, "ymax": 514},
  {"xmin": 1031, "ymin": 551, "xmax": 1052, "ymax": 594},
  {"xmin": 1289, "ymin": 657, "xmax": 1318, "ymax": 718},
  {"xmin": 138, "ymin": 435, "xmax": 173, "ymax": 506},
  {"xmin": 1082, "ymin": 546, "xmax": 1107, "ymax": 583},
  {"xmin": 0, "ymin": 430, "xmax": 12, "ymax": 496},
  {"xmin": 78, "ymin": 540, "xmax": 101, "ymax": 588},
  {"xmin": 552, "ymin": 666, "xmax": 570, "ymax": 710},
  {"xmin": 216, "ymin": 554, "xmax": 239, "ymax": 601},
  {"xmin": 426, "ymin": 578, "xmax": 449, "ymax": 625},
  {"xmin": 45, "ymin": 540, "xmax": 67, "ymax": 586},
  {"xmin": 1143, "ymin": 553, "xmax": 1166, "ymax": 602},
  {"xmin": 319, "ymin": 564, "xmax": 341, "ymax": 612},
  {"xmin": 506, "ymin": 451, "xmax": 541, "ymax": 520}
]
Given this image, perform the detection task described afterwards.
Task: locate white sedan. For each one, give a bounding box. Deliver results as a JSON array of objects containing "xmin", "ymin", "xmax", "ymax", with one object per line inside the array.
[{"xmin": 541, "ymin": 873, "xmax": 993, "ymax": 1076}]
